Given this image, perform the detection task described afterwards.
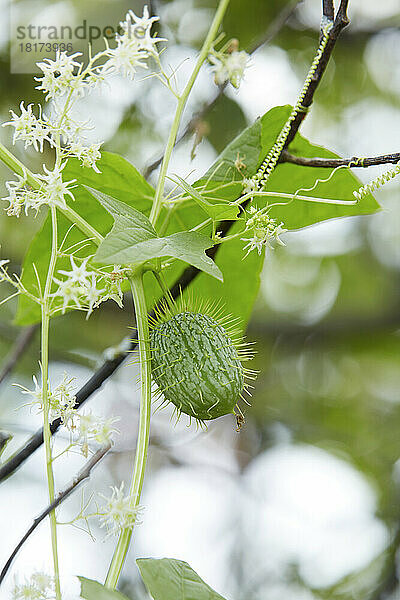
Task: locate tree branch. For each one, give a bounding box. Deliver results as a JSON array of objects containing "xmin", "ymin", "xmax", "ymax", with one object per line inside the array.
[
  {"xmin": 0, "ymin": 444, "xmax": 111, "ymax": 586},
  {"xmin": 0, "ymin": 0, "xmax": 351, "ymax": 485},
  {"xmin": 283, "ymin": 0, "xmax": 350, "ymax": 149},
  {"xmin": 323, "ymin": 0, "xmax": 335, "ymax": 21},
  {"xmin": 281, "ymin": 150, "xmax": 400, "ymax": 168},
  {"xmin": 0, "ymin": 325, "xmax": 38, "ymax": 386}
]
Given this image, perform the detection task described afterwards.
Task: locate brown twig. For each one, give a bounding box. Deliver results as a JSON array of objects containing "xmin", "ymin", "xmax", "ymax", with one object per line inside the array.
[
  {"xmin": 0, "ymin": 444, "xmax": 111, "ymax": 586},
  {"xmin": 0, "ymin": 325, "xmax": 38, "ymax": 386},
  {"xmin": 143, "ymin": 0, "xmax": 303, "ymax": 179},
  {"xmin": 323, "ymin": 0, "xmax": 335, "ymax": 21},
  {"xmin": 281, "ymin": 150, "xmax": 400, "ymax": 168},
  {"xmin": 283, "ymin": 0, "xmax": 350, "ymax": 149}
]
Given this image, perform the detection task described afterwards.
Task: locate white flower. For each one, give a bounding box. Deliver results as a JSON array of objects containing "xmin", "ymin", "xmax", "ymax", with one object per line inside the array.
[
  {"xmin": 119, "ymin": 5, "xmax": 159, "ymax": 39},
  {"xmin": 208, "ymin": 54, "xmax": 229, "ymax": 86},
  {"xmin": 68, "ymin": 141, "xmax": 102, "ymax": 172},
  {"xmin": 44, "ymin": 107, "xmax": 93, "ymax": 145},
  {"xmin": 241, "ymin": 208, "xmax": 286, "ymax": 257},
  {"xmin": 38, "ymin": 50, "xmax": 82, "ymax": 76},
  {"xmin": 12, "ymin": 571, "xmax": 55, "ymax": 600},
  {"xmin": 76, "ymin": 412, "xmax": 119, "ymax": 455},
  {"xmin": 36, "ymin": 162, "xmax": 76, "ymax": 208},
  {"xmin": 225, "ymin": 51, "xmax": 248, "ymax": 88},
  {"xmin": 52, "ymin": 276, "xmax": 82, "ymax": 313},
  {"xmin": 2, "ymin": 173, "xmax": 28, "ymax": 217},
  {"xmin": 209, "ymin": 49, "xmax": 249, "ymax": 89},
  {"xmin": 2, "ymin": 102, "xmax": 49, "ymax": 151},
  {"xmin": 134, "ymin": 28, "xmax": 166, "ymax": 53},
  {"xmin": 51, "ymin": 260, "xmax": 123, "ymax": 317},
  {"xmin": 15, "ymin": 373, "xmax": 76, "ymax": 422},
  {"xmin": 35, "ymin": 51, "xmax": 84, "ymax": 99},
  {"xmin": 99, "ymin": 482, "xmax": 141, "ymax": 537},
  {"xmin": 50, "ymin": 373, "xmax": 77, "ymax": 422},
  {"xmin": 15, "ymin": 375, "xmax": 43, "ymax": 406},
  {"xmin": 23, "ymin": 189, "xmax": 50, "ymax": 215},
  {"xmin": 103, "ymin": 37, "xmax": 148, "ymax": 80},
  {"xmin": 2, "ymin": 171, "xmax": 49, "ymax": 218},
  {"xmin": 85, "ymin": 274, "xmax": 103, "ymax": 316},
  {"xmin": 58, "ymin": 256, "xmax": 91, "ymax": 285},
  {"xmin": 242, "ymin": 177, "xmax": 257, "ymax": 195}
]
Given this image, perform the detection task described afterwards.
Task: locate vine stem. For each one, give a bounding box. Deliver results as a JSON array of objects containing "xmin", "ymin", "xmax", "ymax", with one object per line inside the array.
[
  {"xmin": 148, "ymin": 0, "xmax": 231, "ymax": 227},
  {"xmin": 105, "ymin": 0, "xmax": 231, "ymax": 588},
  {"xmin": 41, "ymin": 206, "xmax": 61, "ymax": 600},
  {"xmin": 0, "ymin": 141, "xmax": 103, "ymax": 244},
  {"xmin": 105, "ymin": 271, "xmax": 152, "ymax": 588}
]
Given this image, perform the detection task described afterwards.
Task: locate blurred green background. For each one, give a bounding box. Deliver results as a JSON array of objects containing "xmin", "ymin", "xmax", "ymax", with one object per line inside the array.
[{"xmin": 0, "ymin": 1, "xmax": 400, "ymax": 599}]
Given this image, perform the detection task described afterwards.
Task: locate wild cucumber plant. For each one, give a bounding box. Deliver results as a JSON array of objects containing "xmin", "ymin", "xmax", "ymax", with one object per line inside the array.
[{"xmin": 0, "ymin": 1, "xmax": 391, "ymax": 598}]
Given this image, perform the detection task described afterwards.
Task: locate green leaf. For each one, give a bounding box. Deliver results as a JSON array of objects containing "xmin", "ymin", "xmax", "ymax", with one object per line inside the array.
[
  {"xmin": 86, "ymin": 186, "xmax": 158, "ymax": 248},
  {"xmin": 142, "ymin": 108, "xmax": 290, "ymax": 329},
  {"xmin": 15, "ymin": 152, "xmax": 155, "ymax": 325},
  {"xmin": 89, "ymin": 188, "xmax": 223, "ymax": 281},
  {"xmin": 151, "ymin": 105, "xmax": 379, "ymax": 330},
  {"xmin": 78, "ymin": 577, "xmax": 130, "ymax": 600},
  {"xmin": 264, "ymin": 130, "xmax": 380, "ymax": 229},
  {"xmin": 155, "ymin": 108, "xmax": 289, "ymax": 328},
  {"xmin": 202, "ymin": 104, "xmax": 379, "ymax": 227},
  {"xmin": 137, "ymin": 558, "xmax": 227, "ymax": 600},
  {"xmin": 203, "ymin": 115, "xmax": 263, "ymax": 183},
  {"xmin": 171, "ymin": 175, "xmax": 240, "ymax": 221}
]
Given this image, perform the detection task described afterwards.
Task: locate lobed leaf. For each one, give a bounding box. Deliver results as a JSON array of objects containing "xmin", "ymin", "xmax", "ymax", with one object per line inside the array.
[{"xmin": 90, "ymin": 188, "xmax": 222, "ymax": 281}]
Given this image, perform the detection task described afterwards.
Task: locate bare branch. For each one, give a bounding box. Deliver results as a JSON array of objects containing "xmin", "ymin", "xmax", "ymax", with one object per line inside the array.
[
  {"xmin": 281, "ymin": 150, "xmax": 400, "ymax": 168},
  {"xmin": 282, "ymin": 0, "xmax": 350, "ymax": 150},
  {"xmin": 323, "ymin": 0, "xmax": 335, "ymax": 21},
  {"xmin": 0, "ymin": 444, "xmax": 111, "ymax": 586},
  {"xmin": 336, "ymin": 0, "xmax": 350, "ymax": 28},
  {"xmin": 0, "ymin": 325, "xmax": 38, "ymax": 386}
]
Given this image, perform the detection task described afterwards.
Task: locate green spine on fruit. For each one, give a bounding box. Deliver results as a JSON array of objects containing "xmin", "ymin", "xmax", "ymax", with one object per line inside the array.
[{"xmin": 149, "ymin": 301, "xmax": 255, "ymax": 425}]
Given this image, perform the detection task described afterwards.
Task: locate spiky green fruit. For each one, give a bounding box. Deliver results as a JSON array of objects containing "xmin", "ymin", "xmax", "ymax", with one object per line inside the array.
[{"xmin": 150, "ymin": 310, "xmax": 250, "ymax": 423}]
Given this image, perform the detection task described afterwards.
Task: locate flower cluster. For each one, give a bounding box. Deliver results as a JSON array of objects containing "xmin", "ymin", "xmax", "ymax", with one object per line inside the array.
[
  {"xmin": 52, "ymin": 256, "xmax": 124, "ymax": 318},
  {"xmin": 99, "ymin": 482, "xmax": 142, "ymax": 537},
  {"xmin": 17, "ymin": 372, "xmax": 76, "ymax": 423},
  {"xmin": 3, "ymin": 102, "xmax": 50, "ymax": 151},
  {"xmin": 16, "ymin": 372, "xmax": 119, "ymax": 456},
  {"xmin": 208, "ymin": 41, "xmax": 249, "ymax": 89},
  {"xmin": 35, "ymin": 51, "xmax": 84, "ymax": 100},
  {"xmin": 2, "ymin": 163, "xmax": 76, "ymax": 217},
  {"xmin": 2, "ymin": 5, "xmax": 166, "ymax": 218},
  {"xmin": 77, "ymin": 412, "xmax": 120, "ymax": 457},
  {"xmin": 241, "ymin": 206, "xmax": 286, "ymax": 256},
  {"xmin": 102, "ymin": 7, "xmax": 165, "ymax": 80},
  {"xmin": 12, "ymin": 572, "xmax": 55, "ymax": 600}
]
